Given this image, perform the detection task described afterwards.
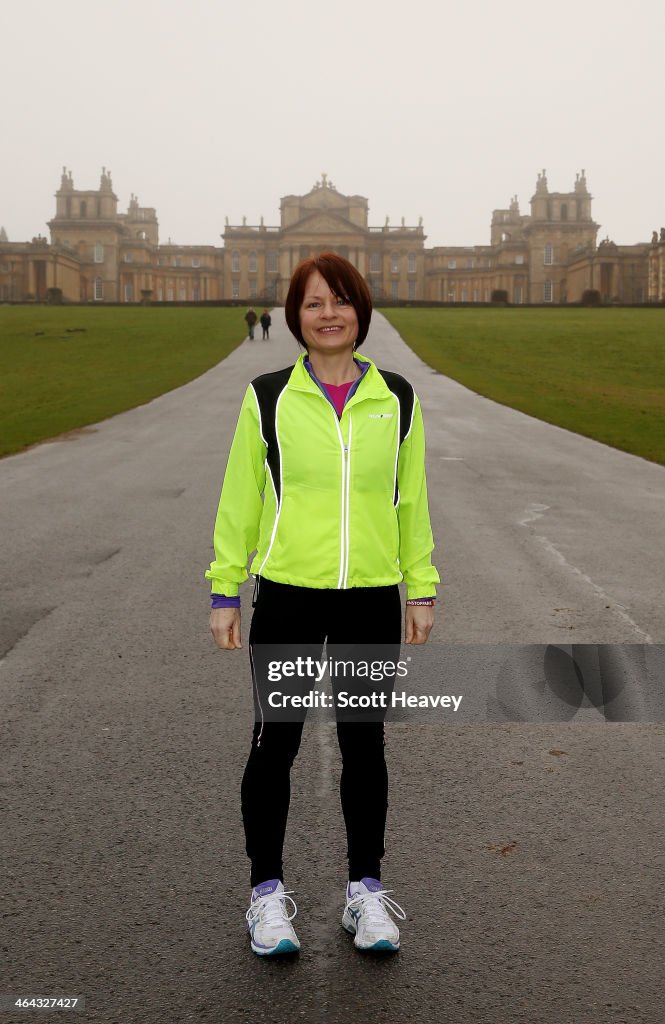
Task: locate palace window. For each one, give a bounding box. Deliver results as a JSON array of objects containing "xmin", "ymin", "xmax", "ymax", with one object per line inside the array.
[
  {"xmin": 157, "ymin": 287, "xmax": 164, "ymax": 301},
  {"xmin": 466, "ymin": 258, "xmax": 474, "ymax": 269},
  {"xmin": 192, "ymin": 288, "xmax": 200, "ymax": 301},
  {"xmin": 175, "ymin": 256, "xmax": 183, "ymax": 267},
  {"xmin": 232, "ymin": 251, "xmax": 240, "ymax": 273},
  {"xmin": 514, "ymin": 286, "xmax": 523, "ymax": 304},
  {"xmin": 515, "ymin": 254, "xmax": 524, "ymax": 265},
  {"xmin": 123, "ymin": 253, "xmax": 133, "ymax": 263},
  {"xmin": 94, "ymin": 242, "xmax": 104, "ymax": 263},
  {"xmin": 391, "ymin": 280, "xmax": 399, "ymax": 298},
  {"xmin": 447, "ymin": 291, "xmax": 456, "ymax": 302},
  {"xmin": 249, "ymin": 280, "xmax": 257, "ymax": 298},
  {"xmin": 124, "ymin": 282, "xmax": 134, "ymax": 302},
  {"xmin": 232, "ymin": 280, "xmax": 240, "ymax": 299},
  {"xmin": 544, "ymin": 244, "xmax": 553, "ymax": 265},
  {"xmin": 408, "ymin": 280, "xmax": 416, "ymax": 300},
  {"xmin": 94, "ymin": 277, "xmax": 103, "ymax": 300},
  {"xmin": 461, "ymin": 289, "xmax": 468, "ymax": 302},
  {"xmin": 391, "ymin": 253, "xmax": 400, "ymax": 274},
  {"xmin": 369, "ymin": 252, "xmax": 381, "ymax": 274},
  {"xmin": 192, "ymin": 257, "xmax": 200, "ymax": 268},
  {"xmin": 267, "ymin": 251, "xmax": 278, "ymax": 273},
  {"xmin": 447, "ymin": 259, "xmax": 456, "ymax": 269},
  {"xmin": 473, "ymin": 289, "xmax": 479, "ymax": 303},
  {"xmin": 167, "ymin": 287, "xmax": 174, "ymax": 301},
  {"xmin": 407, "ymin": 253, "xmax": 417, "ymax": 274},
  {"xmin": 560, "ymin": 203, "xmax": 568, "ymax": 221},
  {"xmin": 249, "ymin": 252, "xmax": 257, "ymax": 273},
  {"xmin": 544, "ymin": 279, "xmax": 553, "ymax": 302},
  {"xmin": 80, "ymin": 200, "xmax": 87, "ymax": 218},
  {"xmin": 179, "ymin": 287, "xmax": 187, "ymax": 301},
  {"xmin": 483, "ymin": 289, "xmax": 489, "ymax": 303}
]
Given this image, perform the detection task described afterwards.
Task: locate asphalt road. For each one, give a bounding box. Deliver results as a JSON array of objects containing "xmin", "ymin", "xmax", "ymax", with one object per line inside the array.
[{"xmin": 1, "ymin": 311, "xmax": 663, "ymax": 1023}]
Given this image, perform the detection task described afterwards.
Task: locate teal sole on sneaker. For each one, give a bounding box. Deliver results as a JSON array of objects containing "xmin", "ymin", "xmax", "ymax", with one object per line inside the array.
[
  {"xmin": 343, "ymin": 922, "xmax": 399, "ymax": 952},
  {"xmin": 252, "ymin": 938, "xmax": 300, "ymax": 956},
  {"xmin": 366, "ymin": 939, "xmax": 399, "ymax": 952}
]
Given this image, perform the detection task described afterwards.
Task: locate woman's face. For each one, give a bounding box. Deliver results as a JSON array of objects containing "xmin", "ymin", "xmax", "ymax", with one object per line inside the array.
[{"xmin": 299, "ymin": 272, "xmax": 359, "ymax": 355}]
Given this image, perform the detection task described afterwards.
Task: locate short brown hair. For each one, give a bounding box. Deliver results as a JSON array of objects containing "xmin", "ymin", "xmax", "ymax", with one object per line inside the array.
[{"xmin": 284, "ymin": 252, "xmax": 372, "ymax": 350}]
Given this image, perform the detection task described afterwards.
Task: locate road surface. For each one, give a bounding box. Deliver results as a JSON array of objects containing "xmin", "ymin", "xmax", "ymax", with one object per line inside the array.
[{"xmin": 1, "ymin": 310, "xmax": 663, "ymax": 1023}]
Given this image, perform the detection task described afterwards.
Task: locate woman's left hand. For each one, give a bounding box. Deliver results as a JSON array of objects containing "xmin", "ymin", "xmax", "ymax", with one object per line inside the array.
[{"xmin": 405, "ymin": 604, "xmax": 434, "ymax": 644}]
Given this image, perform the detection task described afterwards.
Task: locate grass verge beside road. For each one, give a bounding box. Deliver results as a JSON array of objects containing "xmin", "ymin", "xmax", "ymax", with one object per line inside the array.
[
  {"xmin": 381, "ymin": 308, "xmax": 665, "ymax": 465},
  {"xmin": 2, "ymin": 305, "xmax": 664, "ymax": 465},
  {"xmin": 0, "ymin": 307, "xmax": 245, "ymax": 458}
]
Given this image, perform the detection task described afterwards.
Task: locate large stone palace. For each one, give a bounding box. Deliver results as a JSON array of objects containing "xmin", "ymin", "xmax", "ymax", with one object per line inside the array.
[{"xmin": 1, "ymin": 168, "xmax": 664, "ymax": 303}]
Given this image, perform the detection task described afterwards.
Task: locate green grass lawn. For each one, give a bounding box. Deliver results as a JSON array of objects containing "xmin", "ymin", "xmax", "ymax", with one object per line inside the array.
[
  {"xmin": 0, "ymin": 307, "xmax": 246, "ymax": 458},
  {"xmin": 380, "ymin": 308, "xmax": 665, "ymax": 466},
  {"xmin": 2, "ymin": 306, "xmax": 664, "ymax": 465}
]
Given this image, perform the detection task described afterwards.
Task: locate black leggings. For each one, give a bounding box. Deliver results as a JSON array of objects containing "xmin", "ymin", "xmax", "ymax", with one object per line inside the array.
[{"xmin": 242, "ymin": 578, "xmax": 402, "ymax": 886}]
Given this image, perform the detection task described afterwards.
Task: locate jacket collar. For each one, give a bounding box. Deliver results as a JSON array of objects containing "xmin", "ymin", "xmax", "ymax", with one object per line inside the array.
[{"xmin": 288, "ymin": 352, "xmax": 389, "ymax": 400}]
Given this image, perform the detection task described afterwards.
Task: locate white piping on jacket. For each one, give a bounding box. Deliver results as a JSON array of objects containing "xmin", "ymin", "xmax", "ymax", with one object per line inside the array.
[
  {"xmin": 388, "ymin": 391, "xmax": 401, "ymax": 508},
  {"xmin": 257, "ymin": 385, "xmax": 287, "ymax": 577},
  {"xmin": 395, "ymin": 394, "xmax": 416, "ymax": 509},
  {"xmin": 249, "ymin": 383, "xmax": 268, "ymax": 447}
]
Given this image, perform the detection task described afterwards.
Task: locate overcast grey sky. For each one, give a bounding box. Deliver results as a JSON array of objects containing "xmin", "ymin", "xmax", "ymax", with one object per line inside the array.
[{"xmin": 2, "ymin": 0, "xmax": 663, "ymax": 248}]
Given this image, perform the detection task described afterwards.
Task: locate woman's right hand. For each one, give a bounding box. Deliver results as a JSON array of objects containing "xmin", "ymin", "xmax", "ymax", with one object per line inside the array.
[{"xmin": 210, "ymin": 607, "xmax": 242, "ymax": 650}]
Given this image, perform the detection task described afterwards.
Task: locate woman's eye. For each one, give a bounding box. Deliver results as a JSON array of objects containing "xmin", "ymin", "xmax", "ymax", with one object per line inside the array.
[{"xmin": 337, "ymin": 298, "xmax": 349, "ymax": 305}]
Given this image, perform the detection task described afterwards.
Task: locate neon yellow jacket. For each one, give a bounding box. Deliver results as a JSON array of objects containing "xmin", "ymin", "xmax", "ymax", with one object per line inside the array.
[{"xmin": 205, "ymin": 353, "xmax": 439, "ymax": 599}]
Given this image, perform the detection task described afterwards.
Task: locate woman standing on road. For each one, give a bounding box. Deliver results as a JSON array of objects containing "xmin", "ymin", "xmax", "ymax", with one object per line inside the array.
[{"xmin": 206, "ymin": 252, "xmax": 439, "ymax": 956}]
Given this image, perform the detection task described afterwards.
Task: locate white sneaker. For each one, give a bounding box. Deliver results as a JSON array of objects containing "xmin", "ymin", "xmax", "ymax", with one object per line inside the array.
[
  {"xmin": 342, "ymin": 877, "xmax": 406, "ymax": 952},
  {"xmin": 245, "ymin": 879, "xmax": 300, "ymax": 956}
]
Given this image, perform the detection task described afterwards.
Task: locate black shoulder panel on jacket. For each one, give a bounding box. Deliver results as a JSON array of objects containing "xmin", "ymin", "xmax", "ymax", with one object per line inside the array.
[
  {"xmin": 375, "ymin": 369, "xmax": 415, "ymax": 447},
  {"xmin": 250, "ymin": 365, "xmax": 293, "ymax": 505},
  {"xmin": 375, "ymin": 369, "xmax": 416, "ymax": 506}
]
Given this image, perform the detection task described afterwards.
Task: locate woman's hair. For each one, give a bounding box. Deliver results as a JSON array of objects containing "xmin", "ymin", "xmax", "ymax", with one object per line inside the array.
[{"xmin": 284, "ymin": 251, "xmax": 372, "ymax": 350}]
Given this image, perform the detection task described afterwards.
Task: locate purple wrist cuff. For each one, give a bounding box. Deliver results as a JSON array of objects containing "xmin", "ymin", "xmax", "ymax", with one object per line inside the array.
[{"xmin": 211, "ymin": 594, "xmax": 241, "ymax": 609}]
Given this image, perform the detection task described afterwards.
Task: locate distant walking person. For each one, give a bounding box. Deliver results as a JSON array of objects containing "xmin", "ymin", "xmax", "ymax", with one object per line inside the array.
[
  {"xmin": 245, "ymin": 307, "xmax": 257, "ymax": 340},
  {"xmin": 260, "ymin": 309, "xmax": 272, "ymax": 340}
]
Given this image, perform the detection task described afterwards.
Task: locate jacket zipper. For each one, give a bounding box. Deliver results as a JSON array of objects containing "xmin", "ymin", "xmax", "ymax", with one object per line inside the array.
[
  {"xmin": 342, "ymin": 415, "xmax": 352, "ymax": 588},
  {"xmin": 332, "ymin": 412, "xmax": 347, "ymax": 588},
  {"xmin": 308, "ymin": 386, "xmax": 355, "ymax": 588},
  {"xmin": 313, "ymin": 394, "xmax": 352, "ymax": 589}
]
